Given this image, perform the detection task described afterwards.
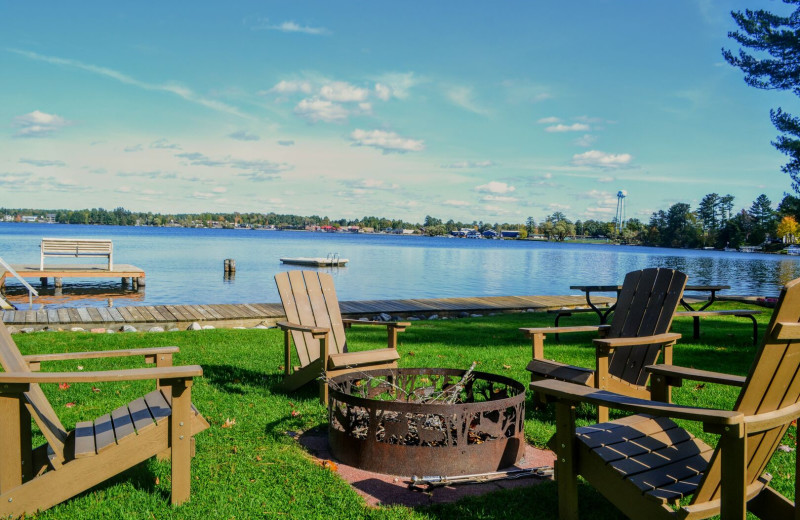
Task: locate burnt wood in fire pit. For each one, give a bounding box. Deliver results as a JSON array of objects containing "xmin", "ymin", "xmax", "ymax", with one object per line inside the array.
[{"xmin": 327, "ymin": 368, "xmax": 526, "ymax": 476}]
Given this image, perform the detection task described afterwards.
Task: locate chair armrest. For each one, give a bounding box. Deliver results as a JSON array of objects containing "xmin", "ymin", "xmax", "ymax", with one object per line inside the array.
[
  {"xmin": 0, "ymin": 365, "xmax": 203, "ymax": 384},
  {"xmin": 276, "ymin": 321, "xmax": 329, "ymax": 338},
  {"xmin": 23, "ymin": 347, "xmax": 180, "ymax": 363},
  {"xmin": 521, "ymin": 325, "xmax": 606, "ymax": 337},
  {"xmin": 531, "ymin": 379, "xmax": 743, "ymax": 426},
  {"xmin": 593, "ymin": 332, "xmax": 681, "ymax": 349},
  {"xmin": 646, "ymin": 364, "xmax": 747, "ymax": 387},
  {"xmin": 342, "ymin": 319, "xmax": 410, "ymax": 329}
]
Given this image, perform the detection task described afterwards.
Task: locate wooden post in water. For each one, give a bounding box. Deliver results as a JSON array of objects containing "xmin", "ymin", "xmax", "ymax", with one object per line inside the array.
[
  {"xmin": 39, "ymin": 277, "xmax": 47, "ymax": 286},
  {"xmin": 54, "ymin": 277, "xmax": 62, "ymax": 288},
  {"xmin": 224, "ymin": 259, "xmax": 236, "ymax": 273}
]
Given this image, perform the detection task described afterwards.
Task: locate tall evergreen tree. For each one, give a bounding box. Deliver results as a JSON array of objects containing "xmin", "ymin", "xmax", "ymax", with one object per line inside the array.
[{"xmin": 723, "ymin": 1, "xmax": 800, "ymax": 191}]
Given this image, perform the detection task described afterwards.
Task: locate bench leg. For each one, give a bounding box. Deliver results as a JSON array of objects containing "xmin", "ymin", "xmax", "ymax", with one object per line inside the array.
[
  {"xmin": 692, "ymin": 316, "xmax": 701, "ymax": 340},
  {"xmin": 749, "ymin": 315, "xmax": 758, "ymax": 347},
  {"xmin": 553, "ymin": 313, "xmax": 570, "ymax": 341}
]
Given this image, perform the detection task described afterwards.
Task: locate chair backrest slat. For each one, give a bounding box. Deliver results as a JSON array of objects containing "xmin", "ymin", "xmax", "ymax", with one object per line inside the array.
[
  {"xmin": 0, "ymin": 322, "xmax": 68, "ymax": 462},
  {"xmin": 692, "ymin": 277, "xmax": 800, "ymax": 503},
  {"xmin": 275, "ymin": 271, "xmax": 349, "ymax": 369},
  {"xmin": 606, "ymin": 268, "xmax": 687, "ymax": 386},
  {"xmin": 274, "ymin": 272, "xmax": 312, "ymax": 367}
]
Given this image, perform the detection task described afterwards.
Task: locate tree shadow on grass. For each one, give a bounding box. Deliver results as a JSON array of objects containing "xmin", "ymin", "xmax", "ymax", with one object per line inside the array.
[{"xmin": 201, "ymin": 364, "xmax": 282, "ymax": 394}]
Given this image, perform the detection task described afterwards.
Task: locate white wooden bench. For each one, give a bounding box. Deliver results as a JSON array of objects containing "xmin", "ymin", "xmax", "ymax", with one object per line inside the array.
[{"xmin": 40, "ymin": 238, "xmax": 113, "ymax": 270}]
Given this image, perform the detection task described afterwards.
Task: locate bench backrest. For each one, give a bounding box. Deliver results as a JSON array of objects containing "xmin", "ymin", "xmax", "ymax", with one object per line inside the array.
[
  {"xmin": 605, "ymin": 268, "xmax": 688, "ymax": 386},
  {"xmin": 692, "ymin": 277, "xmax": 800, "ymax": 503},
  {"xmin": 275, "ymin": 271, "xmax": 348, "ymax": 368},
  {"xmin": 0, "ymin": 321, "xmax": 68, "ymax": 464},
  {"xmin": 41, "ymin": 238, "xmax": 112, "ymax": 255}
]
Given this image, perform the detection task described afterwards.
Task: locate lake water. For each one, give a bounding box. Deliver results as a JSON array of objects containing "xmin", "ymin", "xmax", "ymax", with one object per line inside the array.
[{"xmin": 1, "ymin": 223, "xmax": 799, "ymax": 309}]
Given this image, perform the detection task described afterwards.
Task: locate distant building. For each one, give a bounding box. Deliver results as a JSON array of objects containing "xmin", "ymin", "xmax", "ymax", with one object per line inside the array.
[
  {"xmin": 21, "ymin": 216, "xmax": 37, "ymax": 223},
  {"xmin": 501, "ymin": 230, "xmax": 520, "ymax": 238},
  {"xmin": 45, "ymin": 214, "xmax": 56, "ymax": 223},
  {"xmin": 483, "ymin": 230, "xmax": 499, "ymax": 238}
]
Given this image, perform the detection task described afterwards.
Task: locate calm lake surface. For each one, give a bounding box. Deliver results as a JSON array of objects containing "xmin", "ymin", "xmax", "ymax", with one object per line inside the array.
[{"xmin": 1, "ymin": 223, "xmax": 799, "ymax": 309}]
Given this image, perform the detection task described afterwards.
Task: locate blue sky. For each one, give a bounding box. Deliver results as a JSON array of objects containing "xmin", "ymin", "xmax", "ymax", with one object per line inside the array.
[{"xmin": 0, "ymin": 1, "xmax": 794, "ymax": 224}]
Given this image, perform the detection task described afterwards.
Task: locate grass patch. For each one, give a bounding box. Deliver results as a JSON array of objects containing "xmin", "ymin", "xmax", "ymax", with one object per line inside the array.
[{"xmin": 7, "ymin": 301, "xmax": 787, "ymax": 519}]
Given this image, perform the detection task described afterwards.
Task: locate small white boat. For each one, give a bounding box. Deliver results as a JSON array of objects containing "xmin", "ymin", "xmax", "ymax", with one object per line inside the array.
[{"xmin": 280, "ymin": 256, "xmax": 348, "ymax": 267}]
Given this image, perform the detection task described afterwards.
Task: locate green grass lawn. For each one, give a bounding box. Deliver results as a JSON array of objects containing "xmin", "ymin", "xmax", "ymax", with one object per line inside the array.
[{"xmin": 6, "ymin": 301, "xmax": 790, "ymax": 519}]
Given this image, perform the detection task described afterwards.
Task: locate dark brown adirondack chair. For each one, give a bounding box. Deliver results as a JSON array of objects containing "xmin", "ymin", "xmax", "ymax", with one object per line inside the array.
[
  {"xmin": 533, "ymin": 276, "xmax": 800, "ymax": 520},
  {"xmin": 523, "ymin": 268, "xmax": 687, "ymax": 422},
  {"xmin": 275, "ymin": 271, "xmax": 410, "ymax": 403},
  {"xmin": 0, "ymin": 321, "xmax": 209, "ymax": 518}
]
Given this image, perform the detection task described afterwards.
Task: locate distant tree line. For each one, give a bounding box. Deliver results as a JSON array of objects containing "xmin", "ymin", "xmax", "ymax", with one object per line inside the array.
[{"xmin": 2, "ymin": 192, "xmax": 799, "ymax": 250}]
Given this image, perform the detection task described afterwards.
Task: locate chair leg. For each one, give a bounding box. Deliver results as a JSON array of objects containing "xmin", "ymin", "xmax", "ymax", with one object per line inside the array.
[
  {"xmin": 720, "ymin": 431, "xmax": 747, "ymax": 520},
  {"xmin": 170, "ymin": 380, "xmax": 193, "ymax": 505},
  {"xmin": 554, "ymin": 401, "xmax": 579, "ymax": 520},
  {"xmin": 319, "ymin": 379, "xmax": 329, "ymax": 405}
]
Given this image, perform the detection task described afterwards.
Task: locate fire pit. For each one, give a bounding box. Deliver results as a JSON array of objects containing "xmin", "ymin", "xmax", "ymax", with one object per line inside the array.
[{"xmin": 327, "ymin": 367, "xmax": 526, "ymax": 476}]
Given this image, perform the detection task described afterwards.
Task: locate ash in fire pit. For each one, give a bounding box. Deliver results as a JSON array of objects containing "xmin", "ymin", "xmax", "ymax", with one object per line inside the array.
[{"xmin": 327, "ymin": 367, "xmax": 526, "ymax": 477}]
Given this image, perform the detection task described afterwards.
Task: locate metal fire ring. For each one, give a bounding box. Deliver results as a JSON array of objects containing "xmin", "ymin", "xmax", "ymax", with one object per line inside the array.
[{"xmin": 327, "ymin": 367, "xmax": 526, "ymax": 477}]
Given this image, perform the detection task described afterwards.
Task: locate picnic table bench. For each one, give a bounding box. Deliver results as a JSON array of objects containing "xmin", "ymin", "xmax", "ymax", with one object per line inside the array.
[
  {"xmin": 40, "ymin": 238, "xmax": 113, "ymax": 270},
  {"xmin": 675, "ymin": 309, "xmax": 762, "ymax": 345}
]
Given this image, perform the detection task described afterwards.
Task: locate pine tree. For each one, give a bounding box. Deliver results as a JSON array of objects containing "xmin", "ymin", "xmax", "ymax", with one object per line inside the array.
[{"xmin": 723, "ymin": 1, "xmax": 800, "ymax": 191}]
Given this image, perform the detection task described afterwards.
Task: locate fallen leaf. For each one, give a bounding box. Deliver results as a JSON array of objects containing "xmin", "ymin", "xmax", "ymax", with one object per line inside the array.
[
  {"xmin": 58, "ymin": 382, "xmax": 70, "ymax": 391},
  {"xmin": 792, "ymin": 420, "xmax": 797, "ymax": 427},
  {"xmin": 778, "ymin": 444, "xmax": 795, "ymax": 453},
  {"xmin": 65, "ymin": 402, "xmax": 76, "ymax": 408},
  {"xmin": 91, "ymin": 386, "xmax": 101, "ymax": 393},
  {"xmin": 408, "ymin": 351, "xmax": 415, "ymax": 356},
  {"xmin": 77, "ymin": 365, "xmax": 84, "ymax": 371},
  {"xmin": 321, "ymin": 460, "xmax": 338, "ymax": 471},
  {"xmin": 502, "ymin": 364, "xmax": 512, "ymax": 370},
  {"xmin": 221, "ymin": 418, "xmax": 237, "ymax": 429},
  {"xmin": 256, "ymin": 455, "xmax": 262, "ymax": 461},
  {"xmin": 278, "ymin": 365, "xmax": 285, "ymax": 371},
  {"xmin": 693, "ymin": 383, "xmax": 706, "ymax": 391},
  {"xmin": 291, "ymin": 410, "xmax": 300, "ymax": 417},
  {"xmin": 155, "ymin": 477, "xmax": 160, "ymax": 486},
  {"xmin": 233, "ymin": 378, "xmax": 241, "ymax": 384}
]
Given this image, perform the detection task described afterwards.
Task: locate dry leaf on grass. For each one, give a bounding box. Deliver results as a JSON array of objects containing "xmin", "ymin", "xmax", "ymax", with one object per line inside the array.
[
  {"xmin": 221, "ymin": 418, "xmax": 237, "ymax": 429},
  {"xmin": 91, "ymin": 386, "xmax": 101, "ymax": 393},
  {"xmin": 58, "ymin": 382, "xmax": 70, "ymax": 391},
  {"xmin": 502, "ymin": 364, "xmax": 512, "ymax": 370},
  {"xmin": 65, "ymin": 402, "xmax": 75, "ymax": 408},
  {"xmin": 778, "ymin": 444, "xmax": 795, "ymax": 453},
  {"xmin": 320, "ymin": 460, "xmax": 338, "ymax": 471},
  {"xmin": 291, "ymin": 410, "xmax": 300, "ymax": 417}
]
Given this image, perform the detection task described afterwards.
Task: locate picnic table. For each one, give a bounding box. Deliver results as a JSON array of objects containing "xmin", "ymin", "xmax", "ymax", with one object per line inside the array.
[{"xmin": 566, "ymin": 283, "xmax": 762, "ymax": 345}]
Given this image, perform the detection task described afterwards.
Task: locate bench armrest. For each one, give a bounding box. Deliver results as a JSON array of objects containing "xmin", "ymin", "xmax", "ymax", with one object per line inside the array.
[
  {"xmin": 521, "ymin": 324, "xmax": 608, "ymax": 337},
  {"xmin": 646, "ymin": 364, "xmax": 747, "ymax": 387},
  {"xmin": 276, "ymin": 321, "xmax": 329, "ymax": 338},
  {"xmin": 24, "ymin": 347, "xmax": 179, "ymax": 363},
  {"xmin": 592, "ymin": 332, "xmax": 681, "ymax": 349},
  {"xmin": 342, "ymin": 319, "xmax": 410, "ymax": 329},
  {"xmin": 531, "ymin": 379, "xmax": 742, "ymax": 426},
  {"xmin": 0, "ymin": 365, "xmax": 203, "ymax": 384}
]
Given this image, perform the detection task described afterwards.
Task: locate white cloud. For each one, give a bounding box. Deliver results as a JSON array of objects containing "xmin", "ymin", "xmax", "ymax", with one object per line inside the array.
[
  {"xmin": 343, "ymin": 178, "xmax": 400, "ymax": 190},
  {"xmin": 320, "ymin": 82, "xmax": 369, "ymax": 102},
  {"xmin": 10, "ymin": 49, "xmax": 251, "ymax": 119},
  {"xmin": 372, "ymin": 72, "xmax": 419, "ymax": 100},
  {"xmin": 124, "ymin": 144, "xmax": 143, "ymax": 152},
  {"xmin": 12, "ymin": 110, "xmax": 72, "ymax": 138},
  {"xmin": 597, "ymin": 176, "xmax": 615, "ymax": 183},
  {"xmin": 546, "ymin": 123, "xmax": 590, "ymax": 133},
  {"xmin": 212, "ymin": 187, "xmax": 227, "ymax": 193},
  {"xmin": 228, "ymin": 130, "xmax": 260, "ymax": 141},
  {"xmin": 277, "ymin": 140, "xmax": 295, "ymax": 146},
  {"xmin": 476, "ymin": 181, "xmax": 516, "ymax": 194},
  {"xmin": 441, "ymin": 160, "xmax": 495, "ymax": 169},
  {"xmin": 482, "ymin": 194, "xmax": 519, "ymax": 203},
  {"xmin": 375, "ymin": 83, "xmax": 392, "ymax": 101},
  {"xmin": 349, "ymin": 129, "xmax": 425, "ymax": 154},
  {"xmin": 294, "ymin": 97, "xmax": 350, "ymax": 123},
  {"xmin": 537, "ymin": 116, "xmax": 561, "ymax": 124},
  {"xmin": 270, "ymin": 80, "xmax": 313, "ymax": 95},
  {"xmin": 19, "ymin": 158, "xmax": 66, "ymax": 167},
  {"xmin": 446, "ymin": 86, "xmax": 490, "ymax": 116},
  {"xmin": 150, "ymin": 138, "xmax": 181, "ymax": 149},
  {"xmin": 442, "ymin": 199, "xmax": 470, "ymax": 207},
  {"xmin": 268, "ymin": 21, "xmax": 329, "ymax": 35},
  {"xmin": 574, "ymin": 134, "xmax": 597, "ymax": 147},
  {"xmin": 572, "ymin": 150, "xmax": 633, "ymax": 168}
]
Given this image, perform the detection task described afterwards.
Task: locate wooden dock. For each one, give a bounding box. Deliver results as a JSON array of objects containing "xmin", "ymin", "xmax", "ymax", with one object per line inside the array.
[
  {"xmin": 0, "ymin": 264, "xmax": 145, "ymax": 289},
  {"xmin": 0, "ymin": 294, "xmax": 611, "ymax": 331}
]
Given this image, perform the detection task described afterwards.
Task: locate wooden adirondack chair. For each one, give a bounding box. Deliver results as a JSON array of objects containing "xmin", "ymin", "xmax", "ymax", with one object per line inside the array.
[
  {"xmin": 275, "ymin": 271, "xmax": 410, "ymax": 403},
  {"xmin": 532, "ymin": 276, "xmax": 800, "ymax": 520},
  {"xmin": 0, "ymin": 321, "xmax": 209, "ymax": 518},
  {"xmin": 523, "ymin": 268, "xmax": 687, "ymax": 422}
]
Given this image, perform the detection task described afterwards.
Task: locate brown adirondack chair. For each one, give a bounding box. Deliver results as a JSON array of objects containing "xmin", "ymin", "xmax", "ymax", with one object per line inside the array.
[
  {"xmin": 533, "ymin": 276, "xmax": 800, "ymax": 520},
  {"xmin": 275, "ymin": 271, "xmax": 410, "ymax": 403},
  {"xmin": 0, "ymin": 321, "xmax": 209, "ymax": 518},
  {"xmin": 523, "ymin": 268, "xmax": 687, "ymax": 422}
]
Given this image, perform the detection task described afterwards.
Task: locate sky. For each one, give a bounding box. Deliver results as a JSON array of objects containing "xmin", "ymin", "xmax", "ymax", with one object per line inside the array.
[{"xmin": 0, "ymin": 1, "xmax": 796, "ymax": 225}]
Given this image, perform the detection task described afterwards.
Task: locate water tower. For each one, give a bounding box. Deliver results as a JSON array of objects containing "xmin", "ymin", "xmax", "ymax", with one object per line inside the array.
[{"xmin": 615, "ymin": 190, "xmax": 627, "ymax": 233}]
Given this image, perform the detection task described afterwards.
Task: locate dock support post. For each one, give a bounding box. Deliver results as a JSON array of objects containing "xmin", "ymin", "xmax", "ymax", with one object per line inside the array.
[
  {"xmin": 39, "ymin": 277, "xmax": 48, "ymax": 286},
  {"xmin": 224, "ymin": 259, "xmax": 236, "ymax": 273},
  {"xmin": 137, "ymin": 276, "xmax": 145, "ymax": 287},
  {"xmin": 121, "ymin": 277, "xmax": 129, "ymax": 287},
  {"xmin": 132, "ymin": 278, "xmax": 139, "ymax": 290},
  {"xmin": 54, "ymin": 277, "xmax": 62, "ymax": 288}
]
